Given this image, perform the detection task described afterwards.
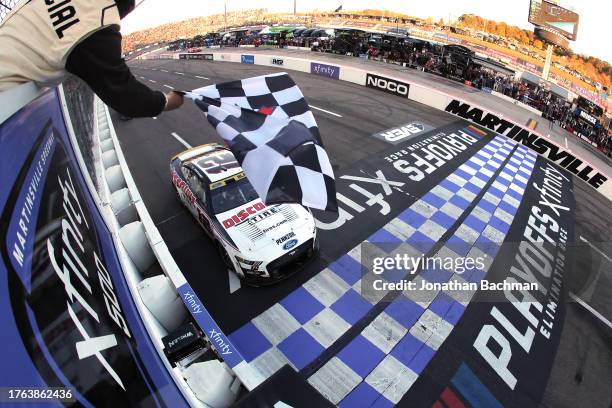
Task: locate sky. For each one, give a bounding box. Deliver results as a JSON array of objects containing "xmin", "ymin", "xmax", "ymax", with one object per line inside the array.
[{"xmin": 121, "ymin": 0, "xmax": 611, "ymax": 63}]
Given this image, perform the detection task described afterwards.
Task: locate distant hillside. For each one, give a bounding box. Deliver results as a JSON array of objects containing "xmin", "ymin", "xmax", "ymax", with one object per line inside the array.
[{"xmin": 457, "ymin": 14, "xmax": 611, "ymax": 89}]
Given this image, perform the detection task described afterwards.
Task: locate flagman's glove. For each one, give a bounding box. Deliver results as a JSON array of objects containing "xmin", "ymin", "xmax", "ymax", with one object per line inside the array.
[{"xmin": 164, "ymin": 91, "xmax": 184, "ymax": 111}]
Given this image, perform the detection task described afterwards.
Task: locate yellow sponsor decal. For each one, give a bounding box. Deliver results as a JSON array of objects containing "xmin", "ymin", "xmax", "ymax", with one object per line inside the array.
[{"xmin": 210, "ymin": 172, "xmax": 246, "ymax": 189}]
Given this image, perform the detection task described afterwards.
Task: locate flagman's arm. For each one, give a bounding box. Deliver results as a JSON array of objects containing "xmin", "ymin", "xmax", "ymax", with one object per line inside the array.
[{"xmin": 65, "ymin": 26, "xmax": 183, "ymax": 117}]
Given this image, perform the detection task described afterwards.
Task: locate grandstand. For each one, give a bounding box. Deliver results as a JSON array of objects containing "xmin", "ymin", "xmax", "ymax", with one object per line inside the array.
[{"xmin": 120, "ymin": 8, "xmax": 610, "ymax": 100}]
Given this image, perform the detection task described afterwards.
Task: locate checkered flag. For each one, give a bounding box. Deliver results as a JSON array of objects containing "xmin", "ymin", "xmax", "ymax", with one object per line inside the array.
[{"xmin": 187, "ymin": 73, "xmax": 337, "ymax": 211}]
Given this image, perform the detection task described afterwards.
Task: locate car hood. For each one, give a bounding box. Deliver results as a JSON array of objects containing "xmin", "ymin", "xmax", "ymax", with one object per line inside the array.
[{"xmin": 215, "ymin": 200, "xmax": 315, "ymax": 258}]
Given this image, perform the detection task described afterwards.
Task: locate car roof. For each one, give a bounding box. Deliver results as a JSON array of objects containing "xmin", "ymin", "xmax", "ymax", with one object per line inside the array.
[{"xmin": 188, "ymin": 149, "xmax": 244, "ymax": 183}]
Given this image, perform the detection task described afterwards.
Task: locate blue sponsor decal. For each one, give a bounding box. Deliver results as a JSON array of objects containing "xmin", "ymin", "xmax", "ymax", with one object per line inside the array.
[
  {"xmin": 177, "ymin": 283, "xmax": 244, "ymax": 368},
  {"xmin": 451, "ymin": 363, "xmax": 503, "ymax": 408},
  {"xmin": 310, "ymin": 62, "xmax": 340, "ymax": 79},
  {"xmin": 241, "ymin": 54, "xmax": 255, "ymax": 64},
  {"xmin": 282, "ymin": 239, "xmax": 298, "ymax": 250}
]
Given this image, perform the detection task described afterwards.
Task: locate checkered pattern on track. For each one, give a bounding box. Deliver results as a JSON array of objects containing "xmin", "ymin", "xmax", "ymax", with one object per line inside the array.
[{"xmin": 229, "ymin": 128, "xmax": 537, "ymax": 407}]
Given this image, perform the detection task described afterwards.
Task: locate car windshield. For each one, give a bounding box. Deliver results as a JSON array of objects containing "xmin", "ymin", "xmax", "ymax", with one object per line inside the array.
[{"xmin": 211, "ymin": 176, "xmax": 260, "ymax": 214}]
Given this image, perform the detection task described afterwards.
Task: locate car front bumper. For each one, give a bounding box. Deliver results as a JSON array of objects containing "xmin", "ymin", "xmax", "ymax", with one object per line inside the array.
[{"xmin": 240, "ymin": 238, "xmax": 317, "ymax": 286}]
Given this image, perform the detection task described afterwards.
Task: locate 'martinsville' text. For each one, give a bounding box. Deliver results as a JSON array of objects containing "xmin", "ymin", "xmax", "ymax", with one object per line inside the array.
[{"xmin": 446, "ymin": 100, "xmax": 606, "ymax": 189}]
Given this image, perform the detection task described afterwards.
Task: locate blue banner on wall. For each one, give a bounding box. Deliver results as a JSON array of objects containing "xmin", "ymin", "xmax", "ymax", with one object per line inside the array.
[
  {"xmin": 0, "ymin": 89, "xmax": 187, "ymax": 407},
  {"xmin": 310, "ymin": 62, "xmax": 340, "ymax": 79},
  {"xmin": 240, "ymin": 55, "xmax": 255, "ymax": 64},
  {"xmin": 177, "ymin": 283, "xmax": 244, "ymax": 368}
]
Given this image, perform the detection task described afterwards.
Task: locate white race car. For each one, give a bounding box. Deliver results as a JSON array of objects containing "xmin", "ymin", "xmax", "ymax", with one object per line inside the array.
[{"xmin": 170, "ymin": 143, "xmax": 317, "ymax": 285}]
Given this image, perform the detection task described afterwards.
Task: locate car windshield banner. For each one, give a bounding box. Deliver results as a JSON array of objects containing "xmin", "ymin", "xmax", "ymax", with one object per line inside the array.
[{"xmin": 0, "ymin": 89, "xmax": 186, "ymax": 406}]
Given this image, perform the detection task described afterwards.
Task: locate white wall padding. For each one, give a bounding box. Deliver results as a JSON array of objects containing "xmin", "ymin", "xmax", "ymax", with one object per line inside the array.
[
  {"xmin": 110, "ymin": 188, "xmax": 139, "ymax": 226},
  {"xmin": 98, "ymin": 116, "xmax": 109, "ymax": 132},
  {"xmin": 119, "ymin": 221, "xmax": 156, "ymax": 272},
  {"xmin": 137, "ymin": 275, "xmax": 188, "ymax": 332},
  {"xmin": 99, "ymin": 128, "xmax": 111, "ymax": 141},
  {"xmin": 282, "ymin": 57, "xmax": 310, "ymax": 73},
  {"xmin": 100, "ymin": 138, "xmax": 114, "ymax": 152},
  {"xmin": 102, "ymin": 149, "xmax": 119, "ymax": 168},
  {"xmin": 105, "ymin": 165, "xmax": 127, "ymax": 192},
  {"xmin": 183, "ymin": 361, "xmax": 241, "ymax": 408},
  {"xmin": 407, "ymin": 85, "xmax": 450, "ymax": 111},
  {"xmin": 339, "ymin": 67, "xmax": 366, "ymax": 86}
]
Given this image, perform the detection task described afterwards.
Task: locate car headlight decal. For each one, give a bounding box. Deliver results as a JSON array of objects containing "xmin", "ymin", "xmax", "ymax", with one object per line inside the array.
[{"xmin": 235, "ymin": 256, "xmax": 263, "ymax": 272}]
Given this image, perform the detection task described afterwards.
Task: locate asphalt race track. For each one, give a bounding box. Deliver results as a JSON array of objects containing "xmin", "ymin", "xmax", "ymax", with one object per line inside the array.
[{"xmin": 112, "ymin": 58, "xmax": 612, "ymax": 408}]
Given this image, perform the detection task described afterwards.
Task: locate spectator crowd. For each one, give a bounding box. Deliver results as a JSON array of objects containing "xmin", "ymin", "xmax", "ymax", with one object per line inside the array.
[{"xmin": 131, "ymin": 18, "xmax": 611, "ymax": 157}]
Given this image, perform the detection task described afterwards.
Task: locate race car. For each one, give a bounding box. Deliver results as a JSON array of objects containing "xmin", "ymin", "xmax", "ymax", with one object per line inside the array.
[{"xmin": 170, "ymin": 143, "xmax": 318, "ymax": 285}]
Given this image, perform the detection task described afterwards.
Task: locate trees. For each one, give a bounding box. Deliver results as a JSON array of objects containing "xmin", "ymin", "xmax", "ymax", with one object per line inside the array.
[
  {"xmin": 496, "ymin": 22, "xmax": 507, "ymax": 37},
  {"xmin": 533, "ymin": 39, "xmax": 543, "ymax": 50},
  {"xmin": 456, "ymin": 13, "xmax": 611, "ymax": 89},
  {"xmin": 486, "ymin": 20, "xmax": 496, "ymax": 33}
]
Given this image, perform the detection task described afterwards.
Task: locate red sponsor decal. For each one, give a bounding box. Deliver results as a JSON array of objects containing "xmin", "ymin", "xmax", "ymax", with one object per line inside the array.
[
  {"xmin": 172, "ymin": 171, "xmax": 196, "ymax": 204},
  {"xmin": 222, "ymin": 202, "xmax": 266, "ymax": 228},
  {"xmin": 258, "ymin": 106, "xmax": 275, "ymax": 115},
  {"xmin": 432, "ymin": 387, "xmax": 466, "ymax": 408},
  {"xmin": 441, "ymin": 387, "xmax": 465, "ymax": 408}
]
